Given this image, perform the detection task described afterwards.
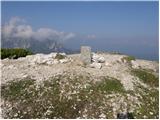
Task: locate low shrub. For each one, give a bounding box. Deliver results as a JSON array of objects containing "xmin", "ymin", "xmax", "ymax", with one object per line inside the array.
[{"xmin": 1, "ymin": 48, "xmax": 33, "ymax": 59}]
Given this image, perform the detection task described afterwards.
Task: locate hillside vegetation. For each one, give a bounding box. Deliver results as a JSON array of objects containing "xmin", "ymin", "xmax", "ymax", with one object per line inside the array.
[
  {"xmin": 1, "ymin": 51, "xmax": 159, "ymax": 119},
  {"xmin": 1, "ymin": 48, "xmax": 33, "ymax": 59}
]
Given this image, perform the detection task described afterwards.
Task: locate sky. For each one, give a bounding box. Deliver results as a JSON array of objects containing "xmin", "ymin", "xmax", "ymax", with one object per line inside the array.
[{"xmin": 1, "ymin": 1, "xmax": 159, "ymax": 60}]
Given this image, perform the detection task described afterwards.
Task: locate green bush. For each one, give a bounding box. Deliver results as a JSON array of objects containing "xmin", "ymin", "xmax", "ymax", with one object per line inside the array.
[{"xmin": 1, "ymin": 48, "xmax": 33, "ymax": 59}]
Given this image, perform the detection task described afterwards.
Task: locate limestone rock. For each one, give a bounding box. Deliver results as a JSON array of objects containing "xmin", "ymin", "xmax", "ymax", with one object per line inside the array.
[
  {"xmin": 53, "ymin": 59, "xmax": 59, "ymax": 64},
  {"xmin": 105, "ymin": 61, "xmax": 111, "ymax": 66},
  {"xmin": 48, "ymin": 53, "xmax": 57, "ymax": 58},
  {"xmin": 25, "ymin": 53, "xmax": 69, "ymax": 65},
  {"xmin": 131, "ymin": 60, "xmax": 140, "ymax": 69},
  {"xmin": 59, "ymin": 59, "xmax": 69, "ymax": 63},
  {"xmin": 59, "ymin": 53, "xmax": 66, "ymax": 56},
  {"xmin": 92, "ymin": 53, "xmax": 105, "ymax": 63},
  {"xmin": 90, "ymin": 62, "xmax": 102, "ymax": 69}
]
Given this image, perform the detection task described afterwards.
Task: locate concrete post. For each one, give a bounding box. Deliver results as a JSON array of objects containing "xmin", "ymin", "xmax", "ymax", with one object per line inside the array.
[{"xmin": 80, "ymin": 46, "xmax": 91, "ymax": 64}]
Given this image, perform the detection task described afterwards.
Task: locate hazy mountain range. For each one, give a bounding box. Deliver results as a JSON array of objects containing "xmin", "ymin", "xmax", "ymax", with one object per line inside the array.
[{"xmin": 1, "ymin": 38, "xmax": 75, "ymax": 54}]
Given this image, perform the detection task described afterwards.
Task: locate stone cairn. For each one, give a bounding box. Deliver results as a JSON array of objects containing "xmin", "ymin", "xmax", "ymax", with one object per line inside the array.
[
  {"xmin": 80, "ymin": 46, "xmax": 105, "ymax": 69},
  {"xmin": 80, "ymin": 46, "xmax": 91, "ymax": 65}
]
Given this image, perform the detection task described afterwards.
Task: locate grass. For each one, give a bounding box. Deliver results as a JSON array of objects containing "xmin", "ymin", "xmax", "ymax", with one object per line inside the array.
[
  {"xmin": 131, "ymin": 69, "xmax": 159, "ymax": 87},
  {"xmin": 92, "ymin": 77, "xmax": 125, "ymax": 94},
  {"xmin": 133, "ymin": 84, "xmax": 159, "ymax": 119},
  {"xmin": 1, "ymin": 74, "xmax": 158, "ymax": 119},
  {"xmin": 121, "ymin": 56, "xmax": 135, "ymax": 63},
  {"xmin": 1, "ymin": 79, "xmax": 35, "ymax": 100},
  {"xmin": 55, "ymin": 53, "xmax": 65, "ymax": 59},
  {"xmin": 1, "ymin": 75, "xmax": 126, "ymax": 119},
  {"xmin": 139, "ymin": 90, "xmax": 159, "ymax": 119}
]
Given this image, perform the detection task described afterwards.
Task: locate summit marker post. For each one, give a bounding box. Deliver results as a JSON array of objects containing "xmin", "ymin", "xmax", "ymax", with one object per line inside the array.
[{"xmin": 80, "ymin": 46, "xmax": 91, "ymax": 64}]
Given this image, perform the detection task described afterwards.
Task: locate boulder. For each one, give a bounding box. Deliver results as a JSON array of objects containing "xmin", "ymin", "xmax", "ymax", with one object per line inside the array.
[
  {"xmin": 59, "ymin": 53, "xmax": 66, "ymax": 56},
  {"xmin": 90, "ymin": 62, "xmax": 102, "ymax": 69},
  {"xmin": 131, "ymin": 60, "xmax": 140, "ymax": 69},
  {"xmin": 47, "ymin": 53, "xmax": 57, "ymax": 58},
  {"xmin": 34, "ymin": 54, "xmax": 46, "ymax": 64},
  {"xmin": 3, "ymin": 58, "xmax": 9, "ymax": 61},
  {"xmin": 92, "ymin": 53, "xmax": 105, "ymax": 63},
  {"xmin": 22, "ymin": 52, "xmax": 70, "ymax": 65},
  {"xmin": 105, "ymin": 61, "xmax": 111, "ymax": 66},
  {"xmin": 53, "ymin": 59, "xmax": 59, "ymax": 64},
  {"xmin": 59, "ymin": 59, "xmax": 69, "ymax": 63},
  {"xmin": 46, "ymin": 61, "xmax": 54, "ymax": 65},
  {"xmin": 98, "ymin": 56, "xmax": 105, "ymax": 63}
]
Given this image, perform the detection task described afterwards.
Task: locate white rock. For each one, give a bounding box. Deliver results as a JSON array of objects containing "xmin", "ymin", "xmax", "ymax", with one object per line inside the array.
[
  {"xmin": 47, "ymin": 53, "xmax": 57, "ymax": 58},
  {"xmin": 53, "ymin": 59, "xmax": 59, "ymax": 64},
  {"xmin": 46, "ymin": 61, "xmax": 54, "ymax": 65},
  {"xmin": 123, "ymin": 59, "xmax": 127, "ymax": 63},
  {"xmin": 14, "ymin": 113, "xmax": 18, "ymax": 117},
  {"xmin": 92, "ymin": 53, "xmax": 105, "ymax": 63},
  {"xmin": 17, "ymin": 57, "xmax": 26, "ymax": 61},
  {"xmin": 105, "ymin": 61, "xmax": 111, "ymax": 66},
  {"xmin": 3, "ymin": 58, "xmax": 9, "ymax": 61},
  {"xmin": 98, "ymin": 56, "xmax": 105, "ymax": 63},
  {"xmin": 131, "ymin": 60, "xmax": 140, "ymax": 69},
  {"xmin": 99, "ymin": 113, "xmax": 106, "ymax": 118},
  {"xmin": 90, "ymin": 62, "xmax": 102, "ymax": 69},
  {"xmin": 59, "ymin": 53, "xmax": 66, "ymax": 56},
  {"xmin": 26, "ymin": 53, "xmax": 59, "ymax": 65},
  {"xmin": 149, "ymin": 112, "xmax": 153, "ymax": 115},
  {"xmin": 59, "ymin": 59, "xmax": 69, "ymax": 63},
  {"xmin": 8, "ymin": 65, "xmax": 14, "ymax": 69}
]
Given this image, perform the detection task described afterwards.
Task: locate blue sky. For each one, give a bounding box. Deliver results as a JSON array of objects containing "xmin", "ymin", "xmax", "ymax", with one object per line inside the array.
[{"xmin": 2, "ymin": 1, "xmax": 159, "ymax": 60}]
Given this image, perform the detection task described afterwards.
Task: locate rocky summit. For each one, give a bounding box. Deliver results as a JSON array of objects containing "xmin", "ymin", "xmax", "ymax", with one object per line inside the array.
[{"xmin": 1, "ymin": 52, "xmax": 159, "ymax": 119}]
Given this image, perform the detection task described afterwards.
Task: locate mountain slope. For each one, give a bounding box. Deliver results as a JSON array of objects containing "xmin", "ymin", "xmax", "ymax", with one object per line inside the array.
[{"xmin": 1, "ymin": 52, "xmax": 159, "ymax": 119}]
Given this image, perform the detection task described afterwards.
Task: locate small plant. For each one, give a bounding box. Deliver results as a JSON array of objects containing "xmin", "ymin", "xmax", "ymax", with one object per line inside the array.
[
  {"xmin": 55, "ymin": 53, "xmax": 65, "ymax": 59},
  {"xmin": 131, "ymin": 69, "xmax": 159, "ymax": 87},
  {"xmin": 121, "ymin": 56, "xmax": 135, "ymax": 63}
]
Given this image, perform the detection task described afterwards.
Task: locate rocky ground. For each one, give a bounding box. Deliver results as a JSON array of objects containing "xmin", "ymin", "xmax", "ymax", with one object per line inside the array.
[{"xmin": 1, "ymin": 52, "xmax": 159, "ymax": 119}]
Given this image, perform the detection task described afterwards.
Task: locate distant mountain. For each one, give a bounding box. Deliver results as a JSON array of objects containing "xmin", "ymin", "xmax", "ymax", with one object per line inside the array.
[{"xmin": 1, "ymin": 38, "xmax": 74, "ymax": 54}]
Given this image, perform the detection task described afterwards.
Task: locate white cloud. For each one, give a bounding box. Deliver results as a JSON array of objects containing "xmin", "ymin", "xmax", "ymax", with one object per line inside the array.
[
  {"xmin": 2, "ymin": 17, "xmax": 75, "ymax": 42},
  {"xmin": 13, "ymin": 25, "xmax": 33, "ymax": 39}
]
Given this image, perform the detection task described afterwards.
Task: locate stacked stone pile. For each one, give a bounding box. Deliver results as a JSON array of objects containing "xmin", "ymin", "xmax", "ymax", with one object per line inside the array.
[
  {"xmin": 23, "ymin": 53, "xmax": 71, "ymax": 65},
  {"xmin": 90, "ymin": 53, "xmax": 105, "ymax": 69}
]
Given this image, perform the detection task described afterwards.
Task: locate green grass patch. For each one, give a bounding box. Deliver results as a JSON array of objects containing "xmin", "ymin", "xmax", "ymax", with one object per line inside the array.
[
  {"xmin": 1, "ymin": 79, "xmax": 35, "ymax": 100},
  {"xmin": 122, "ymin": 56, "xmax": 135, "ymax": 63},
  {"xmin": 92, "ymin": 77, "xmax": 125, "ymax": 94},
  {"xmin": 131, "ymin": 69, "xmax": 159, "ymax": 87}
]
